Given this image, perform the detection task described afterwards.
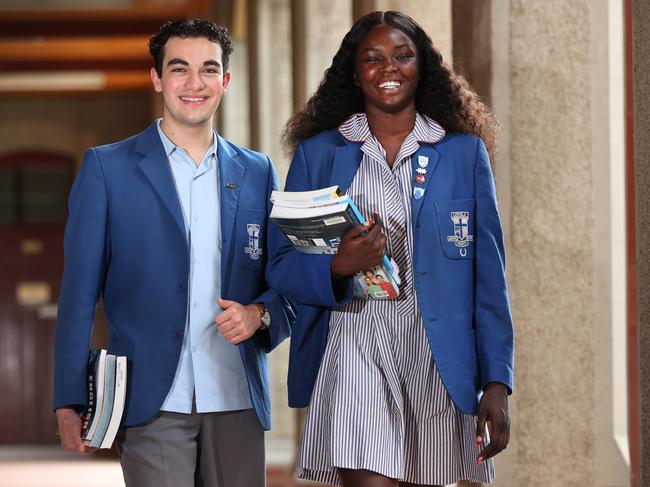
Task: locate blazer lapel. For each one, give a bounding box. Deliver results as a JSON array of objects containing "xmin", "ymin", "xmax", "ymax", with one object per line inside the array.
[
  {"xmin": 329, "ymin": 141, "xmax": 363, "ymax": 192},
  {"xmin": 411, "ymin": 144, "xmax": 441, "ymax": 224},
  {"xmin": 135, "ymin": 123, "xmax": 187, "ymax": 242},
  {"xmin": 217, "ymin": 135, "xmax": 246, "ymax": 281}
]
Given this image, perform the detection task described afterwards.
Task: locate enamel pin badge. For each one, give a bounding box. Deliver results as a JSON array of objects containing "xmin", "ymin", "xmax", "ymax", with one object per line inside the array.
[
  {"xmin": 418, "ymin": 155, "xmax": 429, "ymax": 168},
  {"xmin": 447, "ymin": 211, "xmax": 473, "ymax": 256},
  {"xmin": 244, "ymin": 223, "xmax": 263, "ymax": 260},
  {"xmin": 413, "ymin": 187, "xmax": 425, "ymax": 199}
]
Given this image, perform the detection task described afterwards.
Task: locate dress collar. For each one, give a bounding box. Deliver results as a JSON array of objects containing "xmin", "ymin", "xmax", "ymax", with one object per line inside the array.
[{"xmin": 338, "ymin": 112, "xmax": 446, "ymax": 144}]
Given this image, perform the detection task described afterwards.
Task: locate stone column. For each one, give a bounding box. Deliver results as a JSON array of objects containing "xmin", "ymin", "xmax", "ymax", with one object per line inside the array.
[
  {"xmin": 353, "ymin": 0, "xmax": 452, "ymax": 62},
  {"xmin": 633, "ymin": 0, "xmax": 650, "ymax": 483},
  {"xmin": 248, "ymin": 0, "xmax": 295, "ymax": 464},
  {"xmin": 500, "ymin": 0, "xmax": 629, "ymax": 485}
]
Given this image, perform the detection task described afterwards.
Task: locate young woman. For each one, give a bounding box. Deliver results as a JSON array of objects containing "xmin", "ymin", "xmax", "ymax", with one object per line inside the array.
[{"xmin": 268, "ymin": 11, "xmax": 514, "ymax": 487}]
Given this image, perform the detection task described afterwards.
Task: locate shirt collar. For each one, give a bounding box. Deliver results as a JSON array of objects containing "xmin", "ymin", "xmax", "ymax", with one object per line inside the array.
[
  {"xmin": 338, "ymin": 112, "xmax": 446, "ymax": 144},
  {"xmin": 156, "ymin": 118, "xmax": 219, "ymax": 160}
]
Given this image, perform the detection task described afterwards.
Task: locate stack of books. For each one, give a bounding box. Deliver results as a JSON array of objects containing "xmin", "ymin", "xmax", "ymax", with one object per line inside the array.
[
  {"xmin": 270, "ymin": 186, "xmax": 400, "ymax": 300},
  {"xmin": 81, "ymin": 349, "xmax": 127, "ymax": 449}
]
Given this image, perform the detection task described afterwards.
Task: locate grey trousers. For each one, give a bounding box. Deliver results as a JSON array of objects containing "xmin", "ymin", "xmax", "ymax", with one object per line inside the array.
[{"xmin": 116, "ymin": 408, "xmax": 265, "ymax": 487}]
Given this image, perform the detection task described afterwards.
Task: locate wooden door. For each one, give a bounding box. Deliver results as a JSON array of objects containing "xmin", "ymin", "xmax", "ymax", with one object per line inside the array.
[{"xmin": 0, "ymin": 152, "xmax": 72, "ymax": 444}]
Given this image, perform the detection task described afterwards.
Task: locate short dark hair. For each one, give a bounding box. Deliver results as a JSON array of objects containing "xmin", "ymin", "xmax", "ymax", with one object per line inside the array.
[{"xmin": 149, "ymin": 19, "xmax": 234, "ymax": 77}]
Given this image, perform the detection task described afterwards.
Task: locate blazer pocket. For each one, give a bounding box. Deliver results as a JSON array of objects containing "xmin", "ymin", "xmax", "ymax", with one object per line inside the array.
[
  {"xmin": 236, "ymin": 208, "xmax": 267, "ymax": 271},
  {"xmin": 435, "ymin": 199, "xmax": 476, "ymax": 260}
]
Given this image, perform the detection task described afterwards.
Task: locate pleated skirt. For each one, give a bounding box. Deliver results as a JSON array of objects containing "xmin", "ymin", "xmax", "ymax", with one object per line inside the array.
[{"xmin": 296, "ymin": 304, "xmax": 495, "ymax": 486}]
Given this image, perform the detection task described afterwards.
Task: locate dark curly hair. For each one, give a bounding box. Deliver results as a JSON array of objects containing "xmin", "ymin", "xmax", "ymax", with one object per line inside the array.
[
  {"xmin": 149, "ymin": 19, "xmax": 234, "ymax": 77},
  {"xmin": 283, "ymin": 11, "xmax": 499, "ymax": 157}
]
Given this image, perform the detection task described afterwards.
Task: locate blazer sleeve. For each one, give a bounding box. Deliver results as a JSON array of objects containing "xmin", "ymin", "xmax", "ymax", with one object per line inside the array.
[
  {"xmin": 474, "ymin": 138, "xmax": 515, "ymax": 393},
  {"xmin": 266, "ymin": 141, "xmax": 354, "ymax": 307},
  {"xmin": 252, "ymin": 156, "xmax": 295, "ymax": 353},
  {"xmin": 53, "ymin": 148, "xmax": 109, "ymax": 410}
]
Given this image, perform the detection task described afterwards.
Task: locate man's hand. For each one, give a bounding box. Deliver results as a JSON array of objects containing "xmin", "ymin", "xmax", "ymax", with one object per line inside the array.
[
  {"xmin": 476, "ymin": 382, "xmax": 510, "ymax": 463},
  {"xmin": 55, "ymin": 407, "xmax": 96, "ymax": 453},
  {"xmin": 331, "ymin": 212, "xmax": 386, "ymax": 279},
  {"xmin": 215, "ymin": 299, "xmax": 263, "ymax": 344}
]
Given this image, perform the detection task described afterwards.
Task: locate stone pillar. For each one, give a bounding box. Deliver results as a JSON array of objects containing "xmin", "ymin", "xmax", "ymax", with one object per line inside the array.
[
  {"xmin": 353, "ymin": 0, "xmax": 452, "ymax": 62},
  {"xmin": 633, "ymin": 0, "xmax": 650, "ymax": 483},
  {"xmin": 499, "ymin": 0, "xmax": 629, "ymax": 485},
  {"xmin": 248, "ymin": 0, "xmax": 295, "ymax": 464},
  {"xmin": 292, "ymin": 0, "xmax": 354, "ymax": 109}
]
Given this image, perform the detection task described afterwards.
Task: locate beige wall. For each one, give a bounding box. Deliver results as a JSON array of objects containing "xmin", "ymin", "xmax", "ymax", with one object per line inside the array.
[{"xmin": 0, "ymin": 95, "xmax": 151, "ymax": 166}]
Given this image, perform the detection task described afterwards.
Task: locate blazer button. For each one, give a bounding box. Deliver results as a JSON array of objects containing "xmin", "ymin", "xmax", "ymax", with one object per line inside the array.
[
  {"xmin": 176, "ymin": 285, "xmax": 186, "ymax": 294},
  {"xmin": 174, "ymin": 330, "xmax": 183, "ymax": 339}
]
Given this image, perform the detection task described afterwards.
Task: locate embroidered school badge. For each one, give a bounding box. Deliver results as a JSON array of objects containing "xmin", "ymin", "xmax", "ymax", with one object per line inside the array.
[
  {"xmin": 244, "ymin": 223, "xmax": 263, "ymax": 260},
  {"xmin": 447, "ymin": 211, "xmax": 473, "ymax": 257}
]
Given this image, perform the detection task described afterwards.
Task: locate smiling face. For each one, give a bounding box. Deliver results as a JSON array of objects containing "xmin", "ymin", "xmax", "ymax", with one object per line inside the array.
[
  {"xmin": 354, "ymin": 24, "xmax": 419, "ymax": 116},
  {"xmin": 150, "ymin": 36, "xmax": 230, "ymax": 132}
]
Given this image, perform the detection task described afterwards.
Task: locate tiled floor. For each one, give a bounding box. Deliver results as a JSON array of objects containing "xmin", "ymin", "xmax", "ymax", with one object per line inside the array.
[
  {"xmin": 0, "ymin": 446, "xmax": 475, "ymax": 486},
  {"xmin": 0, "ymin": 446, "xmax": 331, "ymax": 487}
]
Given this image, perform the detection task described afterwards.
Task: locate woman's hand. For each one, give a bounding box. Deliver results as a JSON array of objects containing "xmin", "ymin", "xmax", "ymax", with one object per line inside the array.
[
  {"xmin": 476, "ymin": 382, "xmax": 510, "ymax": 463},
  {"xmin": 331, "ymin": 212, "xmax": 386, "ymax": 279}
]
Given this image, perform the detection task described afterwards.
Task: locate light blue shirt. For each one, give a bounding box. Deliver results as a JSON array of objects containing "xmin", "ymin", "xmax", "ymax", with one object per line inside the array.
[{"xmin": 156, "ymin": 120, "xmax": 252, "ymax": 413}]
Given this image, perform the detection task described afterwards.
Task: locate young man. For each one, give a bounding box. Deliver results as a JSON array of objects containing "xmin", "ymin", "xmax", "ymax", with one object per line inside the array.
[{"xmin": 53, "ymin": 19, "xmax": 293, "ymax": 486}]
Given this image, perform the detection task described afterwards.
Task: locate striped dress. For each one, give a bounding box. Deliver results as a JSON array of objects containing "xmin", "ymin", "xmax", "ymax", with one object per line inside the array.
[{"xmin": 296, "ymin": 113, "xmax": 495, "ymax": 486}]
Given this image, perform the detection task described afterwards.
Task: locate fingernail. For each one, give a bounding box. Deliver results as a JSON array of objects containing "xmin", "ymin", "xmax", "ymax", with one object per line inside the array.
[
  {"xmin": 78, "ymin": 445, "xmax": 85, "ymax": 452},
  {"xmin": 476, "ymin": 457, "xmax": 483, "ymax": 464},
  {"xmin": 476, "ymin": 436, "xmax": 482, "ymax": 444}
]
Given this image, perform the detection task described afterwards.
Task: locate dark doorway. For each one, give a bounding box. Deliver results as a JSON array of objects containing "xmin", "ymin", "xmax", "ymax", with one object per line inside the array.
[{"xmin": 0, "ymin": 151, "xmax": 73, "ymax": 444}]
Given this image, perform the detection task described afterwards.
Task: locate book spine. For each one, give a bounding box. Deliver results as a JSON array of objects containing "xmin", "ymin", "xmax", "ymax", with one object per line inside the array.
[
  {"xmin": 84, "ymin": 349, "xmax": 107, "ymax": 443},
  {"xmin": 100, "ymin": 356, "xmax": 127, "ymax": 449},
  {"xmin": 89, "ymin": 354, "xmax": 116, "ymax": 448},
  {"xmin": 345, "ymin": 199, "xmax": 365, "ymax": 225}
]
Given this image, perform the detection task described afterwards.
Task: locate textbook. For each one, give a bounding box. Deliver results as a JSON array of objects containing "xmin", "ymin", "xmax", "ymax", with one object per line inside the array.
[
  {"xmin": 271, "ymin": 187, "xmax": 400, "ymax": 300},
  {"xmin": 81, "ymin": 349, "xmax": 127, "ymax": 449}
]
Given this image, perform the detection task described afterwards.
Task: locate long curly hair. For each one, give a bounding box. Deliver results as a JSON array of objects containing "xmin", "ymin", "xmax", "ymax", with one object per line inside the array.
[{"xmin": 283, "ymin": 11, "xmax": 499, "ymax": 157}]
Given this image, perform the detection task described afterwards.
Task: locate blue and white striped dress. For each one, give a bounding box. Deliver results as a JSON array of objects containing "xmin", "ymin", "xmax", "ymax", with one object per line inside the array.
[{"xmin": 296, "ymin": 113, "xmax": 495, "ymax": 486}]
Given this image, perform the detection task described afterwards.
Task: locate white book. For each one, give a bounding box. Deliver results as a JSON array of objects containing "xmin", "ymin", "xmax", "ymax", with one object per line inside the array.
[
  {"xmin": 88, "ymin": 354, "xmax": 116, "ymax": 448},
  {"xmin": 271, "ymin": 185, "xmax": 343, "ymax": 204},
  {"xmin": 100, "ymin": 356, "xmax": 127, "ymax": 449}
]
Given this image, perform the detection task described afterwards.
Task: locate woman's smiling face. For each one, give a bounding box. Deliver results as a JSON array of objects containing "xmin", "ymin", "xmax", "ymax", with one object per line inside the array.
[{"xmin": 354, "ymin": 24, "xmax": 419, "ymax": 115}]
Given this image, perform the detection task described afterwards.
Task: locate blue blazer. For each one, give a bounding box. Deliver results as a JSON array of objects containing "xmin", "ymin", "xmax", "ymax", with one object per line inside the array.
[
  {"xmin": 267, "ymin": 128, "xmax": 514, "ymax": 414},
  {"xmin": 53, "ymin": 122, "xmax": 293, "ymax": 430}
]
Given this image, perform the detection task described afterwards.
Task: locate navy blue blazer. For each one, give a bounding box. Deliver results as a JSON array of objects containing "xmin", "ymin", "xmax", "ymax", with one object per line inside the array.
[
  {"xmin": 53, "ymin": 122, "xmax": 293, "ymax": 429},
  {"xmin": 267, "ymin": 128, "xmax": 514, "ymax": 414}
]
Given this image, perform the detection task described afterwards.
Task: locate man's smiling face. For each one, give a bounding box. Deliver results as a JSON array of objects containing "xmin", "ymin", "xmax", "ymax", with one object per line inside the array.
[{"xmin": 151, "ymin": 36, "xmax": 230, "ymax": 131}]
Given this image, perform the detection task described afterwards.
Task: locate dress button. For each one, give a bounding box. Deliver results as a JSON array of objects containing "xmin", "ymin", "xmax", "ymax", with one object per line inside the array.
[
  {"xmin": 193, "ymin": 300, "xmax": 199, "ymax": 308},
  {"xmin": 193, "ymin": 214, "xmax": 199, "ymax": 221}
]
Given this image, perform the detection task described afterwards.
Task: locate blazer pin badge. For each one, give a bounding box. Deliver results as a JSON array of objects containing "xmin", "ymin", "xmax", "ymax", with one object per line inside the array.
[
  {"xmin": 415, "ymin": 174, "xmax": 426, "ymax": 184},
  {"xmin": 226, "ymin": 182, "xmax": 237, "ymax": 189},
  {"xmin": 416, "ymin": 167, "xmax": 427, "ymax": 174},
  {"xmin": 418, "ymin": 155, "xmax": 429, "ymax": 168},
  {"xmin": 413, "ymin": 187, "xmax": 425, "ymax": 199}
]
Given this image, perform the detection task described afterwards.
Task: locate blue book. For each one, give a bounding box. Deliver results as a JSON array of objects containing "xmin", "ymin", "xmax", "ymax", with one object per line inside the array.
[{"xmin": 271, "ymin": 186, "xmax": 400, "ymax": 299}]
